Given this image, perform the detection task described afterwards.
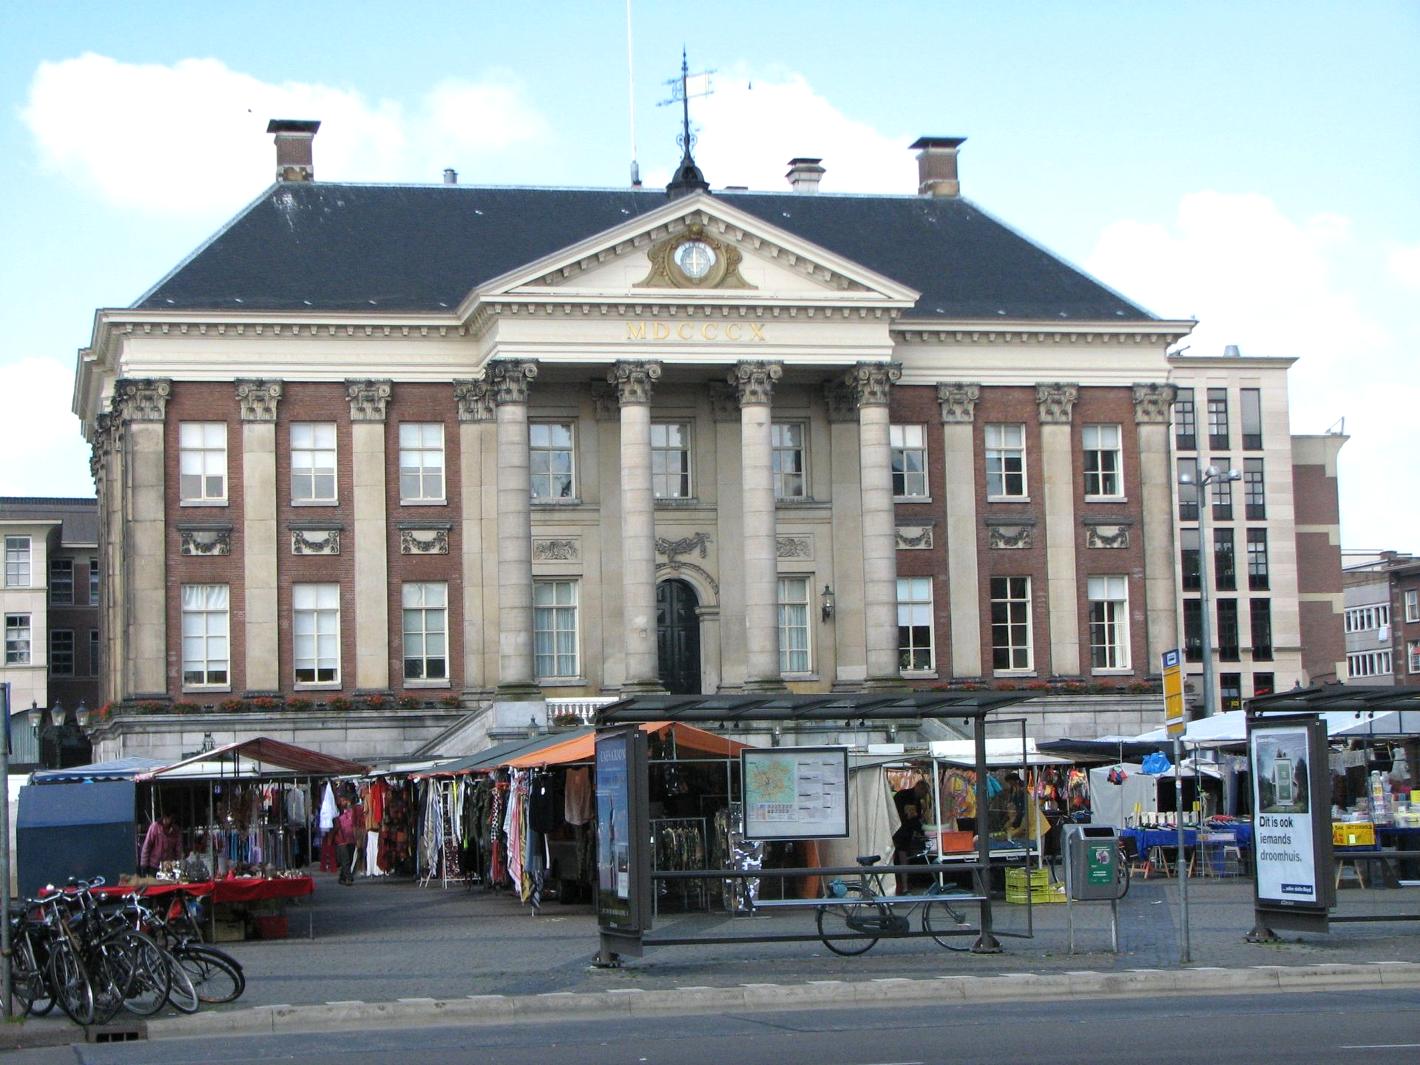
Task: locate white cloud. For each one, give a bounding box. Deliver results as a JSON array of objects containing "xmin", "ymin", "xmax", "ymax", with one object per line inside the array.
[
  {"xmin": 20, "ymin": 53, "xmax": 547, "ymax": 217},
  {"xmin": 1085, "ymin": 191, "xmax": 1418, "ymax": 549},
  {"xmin": 0, "ymin": 358, "xmax": 92, "ymax": 496},
  {"xmin": 643, "ymin": 67, "xmax": 916, "ymax": 194},
  {"xmin": 1388, "ymin": 242, "xmax": 1420, "ymax": 292}
]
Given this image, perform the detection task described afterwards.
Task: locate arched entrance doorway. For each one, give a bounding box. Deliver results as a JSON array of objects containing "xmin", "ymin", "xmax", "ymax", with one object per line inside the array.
[{"xmin": 656, "ymin": 578, "xmax": 701, "ymax": 694}]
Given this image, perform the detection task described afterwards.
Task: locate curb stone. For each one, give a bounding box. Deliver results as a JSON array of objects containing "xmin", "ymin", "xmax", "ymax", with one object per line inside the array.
[{"xmin": 136, "ymin": 961, "xmax": 1420, "ymax": 1042}]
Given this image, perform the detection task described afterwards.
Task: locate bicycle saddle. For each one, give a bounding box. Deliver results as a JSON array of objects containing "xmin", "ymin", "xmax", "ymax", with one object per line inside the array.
[{"xmin": 856, "ymin": 855, "xmax": 883, "ymax": 866}]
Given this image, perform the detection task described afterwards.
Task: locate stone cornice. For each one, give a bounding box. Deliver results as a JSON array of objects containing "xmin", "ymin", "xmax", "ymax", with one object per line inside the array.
[{"xmin": 895, "ymin": 320, "xmax": 1195, "ymax": 345}]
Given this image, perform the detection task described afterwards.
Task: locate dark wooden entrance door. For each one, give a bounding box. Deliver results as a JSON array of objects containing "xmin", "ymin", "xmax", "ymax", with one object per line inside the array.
[{"xmin": 656, "ymin": 579, "xmax": 701, "ymax": 695}]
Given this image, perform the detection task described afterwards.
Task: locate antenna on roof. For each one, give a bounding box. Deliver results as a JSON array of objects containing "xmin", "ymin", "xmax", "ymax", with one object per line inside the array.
[
  {"xmin": 625, "ymin": 0, "xmax": 640, "ymax": 187},
  {"xmin": 659, "ymin": 47, "xmax": 714, "ymax": 197}
]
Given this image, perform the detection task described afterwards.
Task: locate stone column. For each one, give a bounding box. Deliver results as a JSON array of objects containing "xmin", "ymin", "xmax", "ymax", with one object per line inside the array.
[
  {"xmin": 730, "ymin": 361, "xmax": 784, "ymax": 690},
  {"xmin": 938, "ymin": 383, "xmax": 983, "ymax": 678},
  {"xmin": 710, "ymin": 382, "xmax": 746, "ymax": 690},
  {"xmin": 825, "ymin": 381, "xmax": 867, "ymax": 688},
  {"xmin": 454, "ymin": 379, "xmax": 496, "ymax": 694},
  {"xmin": 848, "ymin": 362, "xmax": 904, "ymax": 685},
  {"xmin": 112, "ymin": 378, "xmax": 170, "ymax": 698},
  {"xmin": 347, "ymin": 379, "xmax": 392, "ymax": 692},
  {"xmin": 1037, "ymin": 383, "xmax": 1081, "ymax": 676},
  {"xmin": 1134, "ymin": 383, "xmax": 1180, "ymax": 671},
  {"xmin": 610, "ymin": 361, "xmax": 663, "ymax": 691},
  {"xmin": 236, "ymin": 379, "xmax": 282, "ymax": 694},
  {"xmin": 491, "ymin": 360, "xmax": 540, "ymax": 693},
  {"xmin": 90, "ymin": 411, "xmax": 121, "ymax": 702}
]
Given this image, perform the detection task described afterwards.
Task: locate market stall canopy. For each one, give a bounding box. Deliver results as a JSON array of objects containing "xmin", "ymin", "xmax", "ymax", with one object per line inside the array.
[
  {"xmin": 1249, "ymin": 682, "xmax": 1420, "ymax": 719},
  {"xmin": 136, "ymin": 737, "xmax": 368, "ymax": 779},
  {"xmin": 1035, "ymin": 738, "xmax": 1168, "ymax": 762},
  {"xmin": 1133, "ymin": 703, "xmax": 1420, "ymax": 747},
  {"xmin": 503, "ymin": 721, "xmax": 751, "ymax": 769},
  {"xmin": 417, "ymin": 732, "xmax": 587, "ymax": 777},
  {"xmin": 30, "ymin": 756, "xmax": 168, "ymax": 783},
  {"xmin": 927, "ymin": 737, "xmax": 1070, "ymax": 767},
  {"xmin": 594, "ymin": 690, "xmax": 1029, "ymax": 726}
]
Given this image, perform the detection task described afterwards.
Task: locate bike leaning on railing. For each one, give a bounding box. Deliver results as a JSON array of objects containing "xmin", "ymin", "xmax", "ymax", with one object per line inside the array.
[{"xmin": 816, "ymin": 850, "xmax": 980, "ymax": 956}]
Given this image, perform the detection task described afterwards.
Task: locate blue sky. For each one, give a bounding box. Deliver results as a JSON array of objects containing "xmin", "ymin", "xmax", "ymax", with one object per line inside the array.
[{"xmin": 2, "ymin": 1, "xmax": 1417, "ymax": 549}]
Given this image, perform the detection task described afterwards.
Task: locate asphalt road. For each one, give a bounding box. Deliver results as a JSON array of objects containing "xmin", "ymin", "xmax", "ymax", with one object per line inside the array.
[{"xmin": 7, "ymin": 989, "xmax": 1419, "ymax": 1065}]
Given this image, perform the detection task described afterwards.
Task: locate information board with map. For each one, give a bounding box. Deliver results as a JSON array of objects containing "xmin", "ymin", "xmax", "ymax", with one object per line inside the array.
[{"xmin": 741, "ymin": 746, "xmax": 849, "ymax": 840}]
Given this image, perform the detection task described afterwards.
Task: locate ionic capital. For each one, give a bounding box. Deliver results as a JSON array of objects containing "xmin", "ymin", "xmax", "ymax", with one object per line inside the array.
[
  {"xmin": 844, "ymin": 361, "xmax": 902, "ymax": 407},
  {"xmin": 345, "ymin": 379, "xmax": 392, "ymax": 422},
  {"xmin": 489, "ymin": 360, "xmax": 539, "ymax": 405},
  {"xmin": 1036, "ymin": 382, "xmax": 1079, "ymax": 424},
  {"xmin": 937, "ymin": 382, "xmax": 981, "ymax": 424},
  {"xmin": 1132, "ymin": 382, "xmax": 1178, "ymax": 425},
  {"xmin": 111, "ymin": 378, "xmax": 172, "ymax": 424},
  {"xmin": 236, "ymin": 379, "xmax": 283, "ymax": 422},
  {"xmin": 608, "ymin": 360, "xmax": 663, "ymax": 406},
  {"xmin": 728, "ymin": 361, "xmax": 783, "ymax": 407},
  {"xmin": 453, "ymin": 378, "xmax": 496, "ymax": 423}
]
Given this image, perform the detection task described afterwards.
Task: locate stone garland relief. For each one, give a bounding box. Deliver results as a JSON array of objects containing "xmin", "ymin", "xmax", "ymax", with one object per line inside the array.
[
  {"xmin": 400, "ymin": 529, "xmax": 450, "ymax": 555},
  {"xmin": 291, "ymin": 528, "xmax": 341, "ymax": 555},
  {"xmin": 1085, "ymin": 525, "xmax": 1131, "ymax": 549},
  {"xmin": 533, "ymin": 538, "xmax": 580, "ymax": 561},
  {"xmin": 988, "ymin": 525, "xmax": 1034, "ymax": 550},
  {"xmin": 179, "ymin": 527, "xmax": 232, "ymax": 557},
  {"xmin": 656, "ymin": 532, "xmax": 710, "ymax": 565},
  {"xmin": 775, "ymin": 535, "xmax": 813, "ymax": 560},
  {"xmin": 896, "ymin": 526, "xmax": 935, "ymax": 550}
]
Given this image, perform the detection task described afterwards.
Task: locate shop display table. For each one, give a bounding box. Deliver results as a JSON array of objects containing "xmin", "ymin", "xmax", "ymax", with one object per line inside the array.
[{"xmin": 50, "ymin": 876, "xmax": 317, "ymax": 939}]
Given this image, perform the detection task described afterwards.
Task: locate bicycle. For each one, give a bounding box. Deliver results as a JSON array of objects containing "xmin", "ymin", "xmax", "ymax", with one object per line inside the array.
[
  {"xmin": 816, "ymin": 850, "xmax": 980, "ymax": 956},
  {"xmin": 117, "ymin": 888, "xmax": 245, "ymax": 1006}
]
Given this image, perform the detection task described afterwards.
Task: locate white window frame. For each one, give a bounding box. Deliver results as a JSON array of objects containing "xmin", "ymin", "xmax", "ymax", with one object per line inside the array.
[
  {"xmin": 4, "ymin": 536, "xmax": 30, "ymax": 587},
  {"xmin": 1409, "ymin": 640, "xmax": 1420, "ymax": 675},
  {"xmin": 890, "ymin": 424, "xmax": 929, "ymax": 499},
  {"xmin": 1347, "ymin": 649, "xmax": 1393, "ymax": 679},
  {"xmin": 293, "ymin": 583, "xmax": 341, "ymax": 687},
  {"xmin": 402, "ymin": 582, "xmax": 449, "ymax": 684},
  {"xmin": 49, "ymin": 629, "xmax": 75, "ymax": 677},
  {"xmin": 1344, "ymin": 604, "xmax": 1391, "ymax": 634},
  {"xmin": 49, "ymin": 559, "xmax": 73, "ymax": 605},
  {"xmin": 1405, "ymin": 589, "xmax": 1419, "ymax": 624},
  {"xmin": 181, "ymin": 584, "xmax": 230, "ymax": 689},
  {"xmin": 89, "ymin": 559, "xmax": 100, "ymax": 604},
  {"xmin": 650, "ymin": 421, "xmax": 692, "ymax": 500},
  {"xmin": 89, "ymin": 628, "xmax": 100, "ymax": 677},
  {"xmin": 533, "ymin": 579, "xmax": 580, "ymax": 680},
  {"xmin": 896, "ymin": 577, "xmax": 935, "ymax": 673},
  {"xmin": 398, "ymin": 423, "xmax": 446, "ymax": 504},
  {"xmin": 1088, "ymin": 575, "xmax": 1131, "ymax": 672},
  {"xmin": 530, "ymin": 422, "xmax": 576, "ymax": 501},
  {"xmin": 179, "ymin": 422, "xmax": 228, "ymax": 504},
  {"xmin": 985, "ymin": 424, "xmax": 1027, "ymax": 499},
  {"xmin": 291, "ymin": 422, "xmax": 338, "ymax": 505},
  {"xmin": 4, "ymin": 614, "xmax": 31, "ymax": 665},
  {"xmin": 990, "ymin": 576, "xmax": 1032, "ymax": 673},
  {"xmin": 771, "ymin": 422, "xmax": 808, "ymax": 501},
  {"xmin": 1082, "ymin": 423, "xmax": 1124, "ymax": 499},
  {"xmin": 777, "ymin": 576, "xmax": 812, "ymax": 674}
]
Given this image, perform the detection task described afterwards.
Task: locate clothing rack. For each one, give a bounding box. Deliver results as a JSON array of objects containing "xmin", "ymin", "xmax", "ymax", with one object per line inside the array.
[
  {"xmin": 652, "ymin": 816, "xmax": 708, "ymax": 914},
  {"xmin": 421, "ymin": 779, "xmax": 478, "ymax": 890}
]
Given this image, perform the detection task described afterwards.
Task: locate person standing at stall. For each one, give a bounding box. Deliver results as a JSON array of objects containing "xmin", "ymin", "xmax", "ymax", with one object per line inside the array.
[
  {"xmin": 333, "ymin": 792, "xmax": 364, "ymax": 886},
  {"xmin": 892, "ymin": 779, "xmax": 932, "ymax": 892},
  {"xmin": 1004, "ymin": 773, "xmax": 1029, "ymax": 842},
  {"xmin": 139, "ymin": 811, "xmax": 183, "ymax": 876}
]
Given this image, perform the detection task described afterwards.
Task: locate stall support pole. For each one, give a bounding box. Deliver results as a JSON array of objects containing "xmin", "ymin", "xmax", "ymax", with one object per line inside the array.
[
  {"xmin": 1174, "ymin": 735, "xmax": 1191, "ymax": 963},
  {"xmin": 1, "ymin": 684, "xmax": 13, "ymax": 1019},
  {"xmin": 970, "ymin": 714, "xmax": 1001, "ymax": 953}
]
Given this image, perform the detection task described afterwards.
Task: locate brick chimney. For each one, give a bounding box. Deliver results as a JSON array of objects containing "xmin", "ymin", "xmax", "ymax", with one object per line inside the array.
[
  {"xmin": 785, "ymin": 157, "xmax": 825, "ymax": 193},
  {"xmin": 267, "ymin": 119, "xmax": 321, "ymax": 182},
  {"xmin": 911, "ymin": 136, "xmax": 966, "ymax": 197}
]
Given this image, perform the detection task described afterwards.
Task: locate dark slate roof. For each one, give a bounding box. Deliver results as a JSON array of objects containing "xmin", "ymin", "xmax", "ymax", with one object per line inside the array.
[
  {"xmin": 138, "ymin": 182, "xmax": 1152, "ymax": 321},
  {"xmin": 0, "ymin": 497, "xmax": 98, "ymax": 545}
]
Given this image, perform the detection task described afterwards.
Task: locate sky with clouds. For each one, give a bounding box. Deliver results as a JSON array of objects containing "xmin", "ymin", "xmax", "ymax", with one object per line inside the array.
[{"xmin": 2, "ymin": 1, "xmax": 1416, "ymax": 550}]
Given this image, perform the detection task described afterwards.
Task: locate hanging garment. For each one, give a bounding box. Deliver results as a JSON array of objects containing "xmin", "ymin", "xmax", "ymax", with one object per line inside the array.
[
  {"xmin": 530, "ymin": 773, "xmax": 562, "ymax": 835},
  {"xmin": 564, "ymin": 767, "xmax": 594, "ymax": 825},
  {"xmin": 319, "ymin": 783, "xmax": 338, "ymax": 831}
]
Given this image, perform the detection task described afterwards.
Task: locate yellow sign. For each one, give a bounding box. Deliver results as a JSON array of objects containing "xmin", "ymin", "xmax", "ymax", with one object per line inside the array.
[
  {"xmin": 1161, "ymin": 648, "xmax": 1184, "ymax": 737},
  {"xmin": 625, "ymin": 321, "xmax": 767, "ymax": 342}
]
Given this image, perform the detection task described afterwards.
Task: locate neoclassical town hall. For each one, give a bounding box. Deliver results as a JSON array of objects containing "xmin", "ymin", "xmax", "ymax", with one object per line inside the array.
[{"xmin": 75, "ymin": 121, "xmax": 1329, "ymax": 759}]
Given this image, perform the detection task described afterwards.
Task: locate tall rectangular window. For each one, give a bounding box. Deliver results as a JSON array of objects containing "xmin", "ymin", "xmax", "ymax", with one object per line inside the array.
[
  {"xmin": 89, "ymin": 628, "xmax": 100, "ymax": 677},
  {"xmin": 89, "ymin": 559, "xmax": 100, "ymax": 604},
  {"xmin": 49, "ymin": 630, "xmax": 74, "ymax": 677},
  {"xmin": 49, "ymin": 559, "xmax": 73, "ymax": 605},
  {"xmin": 651, "ymin": 422, "xmax": 692, "ymax": 499},
  {"xmin": 1177, "ymin": 458, "xmax": 1199, "ymax": 521},
  {"xmin": 402, "ymin": 582, "xmax": 448, "ymax": 681},
  {"xmin": 1210, "ymin": 457, "xmax": 1234, "ymax": 520},
  {"xmin": 777, "ymin": 576, "xmax": 811, "ymax": 673},
  {"xmin": 896, "ymin": 577, "xmax": 934, "ymax": 672},
  {"xmin": 1173, "ymin": 388, "xmax": 1196, "ymax": 451},
  {"xmin": 890, "ymin": 425, "xmax": 928, "ymax": 498},
  {"xmin": 179, "ymin": 422, "xmax": 227, "ymax": 503},
  {"xmin": 1213, "ymin": 528, "xmax": 1236, "ymax": 591},
  {"xmin": 1250, "ymin": 599, "xmax": 1273, "ymax": 661},
  {"xmin": 5, "ymin": 536, "xmax": 31, "ymax": 587},
  {"xmin": 4, "ymin": 614, "xmax": 31, "ymax": 665},
  {"xmin": 1240, "ymin": 388, "xmax": 1263, "ymax": 450},
  {"xmin": 1183, "ymin": 599, "xmax": 1203, "ymax": 662},
  {"xmin": 1247, "ymin": 529, "xmax": 1270, "ymax": 590},
  {"xmin": 1253, "ymin": 672, "xmax": 1275, "ymax": 697},
  {"xmin": 1180, "ymin": 528, "xmax": 1201, "ymax": 591},
  {"xmin": 1082, "ymin": 424, "xmax": 1123, "ymax": 498},
  {"xmin": 1087, "ymin": 575, "xmax": 1130, "ymax": 670},
  {"xmin": 293, "ymin": 584, "xmax": 340, "ymax": 685},
  {"xmin": 398, "ymin": 423, "xmax": 445, "ymax": 503},
  {"xmin": 1407, "ymin": 589, "xmax": 1420, "ymax": 623},
  {"xmin": 1216, "ymin": 599, "xmax": 1240, "ymax": 661},
  {"xmin": 533, "ymin": 580, "xmax": 579, "ymax": 679},
  {"xmin": 1243, "ymin": 458, "xmax": 1265, "ymax": 519},
  {"xmin": 771, "ymin": 423, "xmax": 807, "ymax": 500},
  {"xmin": 291, "ymin": 422, "xmax": 338, "ymax": 503},
  {"xmin": 530, "ymin": 423, "xmax": 575, "ymax": 500},
  {"xmin": 990, "ymin": 576, "xmax": 1032, "ymax": 672},
  {"xmin": 1207, "ymin": 388, "xmax": 1230, "ymax": 449},
  {"xmin": 1219, "ymin": 673, "xmax": 1242, "ymax": 712},
  {"xmin": 1408, "ymin": 640, "xmax": 1420, "ymax": 675},
  {"xmin": 985, "ymin": 424, "xmax": 1027, "ymax": 498},
  {"xmin": 181, "ymin": 584, "xmax": 229, "ymax": 688}
]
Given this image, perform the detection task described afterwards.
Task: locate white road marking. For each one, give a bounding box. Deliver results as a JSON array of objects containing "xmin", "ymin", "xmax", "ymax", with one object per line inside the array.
[{"xmin": 1340, "ymin": 1044, "xmax": 1420, "ymax": 1050}]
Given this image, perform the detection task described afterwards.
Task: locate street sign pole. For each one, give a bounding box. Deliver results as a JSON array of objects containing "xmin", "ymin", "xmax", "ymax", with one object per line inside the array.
[
  {"xmin": 1, "ymin": 681, "xmax": 12, "ymax": 1018},
  {"xmin": 1161, "ymin": 651, "xmax": 1190, "ymax": 963}
]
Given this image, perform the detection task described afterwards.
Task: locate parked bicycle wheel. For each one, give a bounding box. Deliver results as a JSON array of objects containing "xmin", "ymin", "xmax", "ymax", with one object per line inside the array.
[
  {"xmin": 815, "ymin": 884, "xmax": 883, "ymax": 956},
  {"xmin": 46, "ymin": 939, "xmax": 95, "ymax": 1026},
  {"xmin": 6, "ymin": 931, "xmax": 47, "ymax": 1018},
  {"xmin": 160, "ymin": 946, "xmax": 200, "ymax": 1014},
  {"xmin": 174, "ymin": 945, "xmax": 244, "ymax": 1004},
  {"xmin": 113, "ymin": 931, "xmax": 173, "ymax": 1017},
  {"xmin": 922, "ymin": 895, "xmax": 973, "ymax": 951}
]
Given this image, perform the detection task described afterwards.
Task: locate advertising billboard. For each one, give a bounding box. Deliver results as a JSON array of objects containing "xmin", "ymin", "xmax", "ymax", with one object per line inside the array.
[
  {"xmin": 595, "ymin": 726, "xmax": 651, "ymax": 941},
  {"xmin": 741, "ymin": 746, "xmax": 849, "ymax": 840},
  {"xmin": 1248, "ymin": 714, "xmax": 1334, "ymax": 921}
]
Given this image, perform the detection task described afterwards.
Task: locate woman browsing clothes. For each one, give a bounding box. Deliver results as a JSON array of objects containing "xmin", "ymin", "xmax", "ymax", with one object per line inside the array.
[{"xmin": 139, "ymin": 811, "xmax": 183, "ymax": 876}]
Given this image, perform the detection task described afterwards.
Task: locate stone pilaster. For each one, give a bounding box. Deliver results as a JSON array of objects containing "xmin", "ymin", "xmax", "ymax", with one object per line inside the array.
[
  {"xmin": 1037, "ymin": 382, "xmax": 1081, "ymax": 675},
  {"xmin": 112, "ymin": 378, "xmax": 170, "ymax": 697},
  {"xmin": 237, "ymin": 379, "xmax": 282, "ymax": 693},
  {"xmin": 1134, "ymin": 382, "xmax": 1180, "ymax": 670},
  {"xmin": 825, "ymin": 380, "xmax": 866, "ymax": 688},
  {"xmin": 847, "ymin": 362, "xmax": 903, "ymax": 685},
  {"xmin": 346, "ymin": 379, "xmax": 392, "ymax": 691},
  {"xmin": 711, "ymin": 382, "xmax": 746, "ymax": 689},
  {"xmin": 455, "ymin": 379, "xmax": 496, "ymax": 693},
  {"xmin": 938, "ymin": 382, "xmax": 982, "ymax": 677},
  {"xmin": 730, "ymin": 361, "xmax": 784, "ymax": 689},
  {"xmin": 490, "ymin": 360, "xmax": 539, "ymax": 693},
  {"xmin": 610, "ymin": 361, "xmax": 663, "ymax": 690}
]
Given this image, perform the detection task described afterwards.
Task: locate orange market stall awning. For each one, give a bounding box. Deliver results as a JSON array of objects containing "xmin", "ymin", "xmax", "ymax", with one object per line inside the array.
[{"xmin": 502, "ymin": 721, "xmax": 750, "ymax": 769}]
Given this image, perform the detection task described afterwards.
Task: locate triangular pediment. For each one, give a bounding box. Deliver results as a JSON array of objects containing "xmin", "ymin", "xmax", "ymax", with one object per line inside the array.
[{"xmin": 463, "ymin": 193, "xmax": 919, "ymax": 314}]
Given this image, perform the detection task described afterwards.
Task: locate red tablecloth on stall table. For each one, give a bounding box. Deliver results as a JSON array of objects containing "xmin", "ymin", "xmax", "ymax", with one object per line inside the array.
[{"xmin": 51, "ymin": 876, "xmax": 315, "ymax": 903}]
